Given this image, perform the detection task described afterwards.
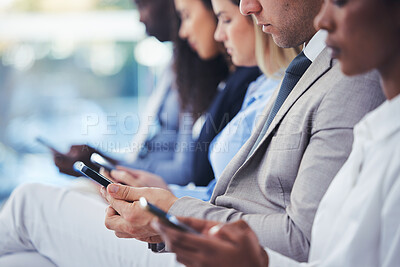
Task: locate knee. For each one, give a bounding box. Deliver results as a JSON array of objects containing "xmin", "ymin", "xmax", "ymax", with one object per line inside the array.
[
  {"xmin": 8, "ymin": 183, "xmax": 53, "ymax": 207},
  {"xmin": 11, "ymin": 183, "xmax": 45, "ymax": 198}
]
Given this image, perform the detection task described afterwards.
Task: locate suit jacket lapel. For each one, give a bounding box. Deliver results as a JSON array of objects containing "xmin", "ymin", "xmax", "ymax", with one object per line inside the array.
[
  {"xmin": 244, "ymin": 48, "xmax": 333, "ymax": 163},
  {"xmin": 210, "ymin": 86, "xmax": 278, "ymax": 200},
  {"xmin": 211, "ymin": 49, "xmax": 333, "ymax": 201}
]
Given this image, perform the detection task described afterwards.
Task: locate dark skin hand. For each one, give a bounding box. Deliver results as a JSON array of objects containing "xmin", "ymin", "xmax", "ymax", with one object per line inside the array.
[
  {"xmin": 53, "ymin": 145, "xmax": 118, "ymax": 177},
  {"xmin": 153, "ymin": 217, "xmax": 269, "ymax": 267}
]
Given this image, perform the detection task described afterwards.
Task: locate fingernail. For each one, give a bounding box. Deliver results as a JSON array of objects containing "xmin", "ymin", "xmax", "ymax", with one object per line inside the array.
[
  {"xmin": 112, "ymin": 170, "xmax": 124, "ymax": 176},
  {"xmin": 100, "ymin": 187, "xmax": 105, "ymax": 197},
  {"xmin": 208, "ymin": 224, "xmax": 223, "ymax": 236},
  {"xmin": 108, "ymin": 184, "xmax": 119, "ymax": 193}
]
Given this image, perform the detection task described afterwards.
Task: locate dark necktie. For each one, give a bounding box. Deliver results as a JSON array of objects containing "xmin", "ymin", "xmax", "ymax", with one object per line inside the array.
[{"xmin": 248, "ymin": 51, "xmax": 312, "ymax": 158}]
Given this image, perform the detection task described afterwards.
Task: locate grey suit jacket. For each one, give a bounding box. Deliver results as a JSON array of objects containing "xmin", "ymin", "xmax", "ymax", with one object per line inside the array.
[{"xmin": 169, "ymin": 48, "xmax": 385, "ymax": 261}]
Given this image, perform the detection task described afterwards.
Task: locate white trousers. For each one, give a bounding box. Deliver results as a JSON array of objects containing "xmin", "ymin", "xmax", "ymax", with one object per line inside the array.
[{"xmin": 0, "ymin": 183, "xmax": 183, "ymax": 267}]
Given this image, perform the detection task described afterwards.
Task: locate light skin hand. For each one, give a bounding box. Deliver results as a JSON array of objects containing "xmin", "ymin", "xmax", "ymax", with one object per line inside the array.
[
  {"xmin": 153, "ymin": 217, "xmax": 269, "ymax": 267},
  {"xmin": 99, "ymin": 168, "xmax": 143, "ymax": 187},
  {"xmin": 99, "ymin": 166, "xmax": 170, "ymax": 190},
  {"xmin": 100, "ymin": 183, "xmax": 178, "ymax": 243}
]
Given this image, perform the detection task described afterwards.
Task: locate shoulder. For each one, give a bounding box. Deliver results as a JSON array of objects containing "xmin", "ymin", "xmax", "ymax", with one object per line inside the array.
[
  {"xmin": 224, "ymin": 67, "xmax": 261, "ymax": 92},
  {"xmin": 312, "ymin": 63, "xmax": 384, "ymax": 125}
]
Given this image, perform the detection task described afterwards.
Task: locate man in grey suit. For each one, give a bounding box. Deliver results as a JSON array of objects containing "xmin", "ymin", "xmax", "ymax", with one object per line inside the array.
[{"xmin": 100, "ymin": 0, "xmax": 386, "ymax": 262}]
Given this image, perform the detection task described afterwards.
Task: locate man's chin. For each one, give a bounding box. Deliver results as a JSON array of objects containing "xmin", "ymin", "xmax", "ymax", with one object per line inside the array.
[{"xmin": 271, "ymin": 34, "xmax": 300, "ymax": 49}]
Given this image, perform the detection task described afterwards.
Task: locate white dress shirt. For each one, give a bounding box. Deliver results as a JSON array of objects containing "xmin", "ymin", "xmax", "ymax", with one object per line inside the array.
[
  {"xmin": 125, "ymin": 61, "xmax": 176, "ymax": 163},
  {"xmin": 303, "ymin": 30, "xmax": 327, "ymax": 62},
  {"xmin": 267, "ymin": 93, "xmax": 400, "ymax": 266}
]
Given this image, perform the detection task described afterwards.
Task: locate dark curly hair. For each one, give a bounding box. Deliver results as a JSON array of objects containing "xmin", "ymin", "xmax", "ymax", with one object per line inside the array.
[{"xmin": 172, "ymin": 0, "xmax": 230, "ymax": 120}]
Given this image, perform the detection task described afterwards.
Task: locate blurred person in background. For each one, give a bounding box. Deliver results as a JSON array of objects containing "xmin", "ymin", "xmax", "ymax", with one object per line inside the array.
[{"xmin": 52, "ymin": 0, "xmax": 235, "ymax": 187}]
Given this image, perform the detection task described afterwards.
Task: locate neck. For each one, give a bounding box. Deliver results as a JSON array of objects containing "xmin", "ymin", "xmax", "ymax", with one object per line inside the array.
[{"xmin": 379, "ymin": 52, "xmax": 400, "ymax": 100}]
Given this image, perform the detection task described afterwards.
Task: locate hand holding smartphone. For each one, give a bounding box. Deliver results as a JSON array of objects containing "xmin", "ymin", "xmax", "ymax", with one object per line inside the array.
[
  {"xmin": 139, "ymin": 197, "xmax": 200, "ymax": 234},
  {"xmin": 73, "ymin": 161, "xmax": 113, "ymax": 187}
]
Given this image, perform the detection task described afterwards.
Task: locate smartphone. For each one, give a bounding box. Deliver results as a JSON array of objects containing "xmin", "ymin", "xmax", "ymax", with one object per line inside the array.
[
  {"xmin": 36, "ymin": 137, "xmax": 63, "ymax": 154},
  {"xmin": 139, "ymin": 197, "xmax": 200, "ymax": 234},
  {"xmin": 73, "ymin": 161, "xmax": 113, "ymax": 187},
  {"xmin": 90, "ymin": 153, "xmax": 116, "ymax": 172}
]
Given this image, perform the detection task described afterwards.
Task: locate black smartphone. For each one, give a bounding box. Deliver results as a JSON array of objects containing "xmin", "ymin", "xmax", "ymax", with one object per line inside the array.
[
  {"xmin": 36, "ymin": 137, "xmax": 63, "ymax": 154},
  {"xmin": 139, "ymin": 197, "xmax": 200, "ymax": 234},
  {"xmin": 73, "ymin": 161, "xmax": 113, "ymax": 187},
  {"xmin": 90, "ymin": 153, "xmax": 116, "ymax": 172}
]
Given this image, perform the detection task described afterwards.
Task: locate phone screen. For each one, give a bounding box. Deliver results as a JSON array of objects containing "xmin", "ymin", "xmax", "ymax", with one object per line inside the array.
[
  {"xmin": 139, "ymin": 197, "xmax": 199, "ymax": 234},
  {"xmin": 74, "ymin": 161, "xmax": 113, "ymax": 187}
]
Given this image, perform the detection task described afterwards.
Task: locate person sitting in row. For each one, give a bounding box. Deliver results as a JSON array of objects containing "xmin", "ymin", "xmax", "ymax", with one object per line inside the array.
[{"xmin": 52, "ymin": 0, "xmax": 258, "ymax": 188}]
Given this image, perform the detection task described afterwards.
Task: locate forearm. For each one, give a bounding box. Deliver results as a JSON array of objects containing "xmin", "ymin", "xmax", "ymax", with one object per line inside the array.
[{"xmin": 169, "ymin": 197, "xmax": 310, "ymax": 262}]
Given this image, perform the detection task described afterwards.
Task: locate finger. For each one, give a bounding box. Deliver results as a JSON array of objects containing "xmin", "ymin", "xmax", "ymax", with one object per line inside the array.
[
  {"xmin": 106, "ymin": 205, "xmax": 118, "ymax": 216},
  {"xmin": 104, "ymin": 206, "xmax": 122, "ymax": 231},
  {"xmin": 105, "ymin": 216, "xmax": 132, "ymax": 234},
  {"xmin": 106, "ymin": 196, "xmax": 154, "ymax": 229},
  {"xmin": 154, "ymin": 220, "xmax": 217, "ymax": 252},
  {"xmin": 99, "ymin": 167, "xmax": 109, "ymax": 177},
  {"xmin": 116, "ymin": 166, "xmax": 142, "ymax": 177},
  {"xmin": 104, "ymin": 207, "xmax": 135, "ymax": 235},
  {"xmin": 106, "ymin": 195, "xmax": 133, "ymax": 218},
  {"xmin": 106, "ymin": 184, "xmax": 140, "ymax": 201},
  {"xmin": 106, "ymin": 184, "xmax": 158, "ymax": 202},
  {"xmin": 176, "ymin": 217, "xmax": 220, "ymax": 233},
  {"xmin": 136, "ymin": 235, "xmax": 164, "ymax": 244},
  {"xmin": 110, "ymin": 170, "xmax": 143, "ymax": 186},
  {"xmin": 100, "ymin": 187, "xmax": 107, "ymax": 201},
  {"xmin": 53, "ymin": 152, "xmax": 68, "ymax": 162}
]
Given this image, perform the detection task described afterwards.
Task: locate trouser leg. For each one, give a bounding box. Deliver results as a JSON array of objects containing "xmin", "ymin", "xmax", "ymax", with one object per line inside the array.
[
  {"xmin": 0, "ymin": 252, "xmax": 56, "ymax": 267},
  {"xmin": 0, "ymin": 183, "xmax": 182, "ymax": 267}
]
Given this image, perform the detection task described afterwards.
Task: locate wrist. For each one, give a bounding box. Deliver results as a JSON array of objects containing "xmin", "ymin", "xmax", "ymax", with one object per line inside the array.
[{"xmin": 166, "ymin": 195, "xmax": 179, "ymax": 212}]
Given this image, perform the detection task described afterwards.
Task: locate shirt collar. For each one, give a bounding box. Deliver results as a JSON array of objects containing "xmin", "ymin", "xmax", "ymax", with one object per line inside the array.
[
  {"xmin": 303, "ymin": 30, "xmax": 328, "ymax": 62},
  {"xmin": 356, "ymin": 93, "xmax": 400, "ymax": 141}
]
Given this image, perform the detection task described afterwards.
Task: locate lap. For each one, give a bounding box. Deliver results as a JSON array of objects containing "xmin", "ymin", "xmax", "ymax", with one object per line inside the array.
[{"xmin": 1, "ymin": 183, "xmax": 183, "ymax": 267}]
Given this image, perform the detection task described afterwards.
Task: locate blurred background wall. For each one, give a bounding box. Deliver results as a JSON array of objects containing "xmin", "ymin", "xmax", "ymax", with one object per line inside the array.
[{"xmin": 0, "ymin": 0, "xmax": 173, "ymax": 202}]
